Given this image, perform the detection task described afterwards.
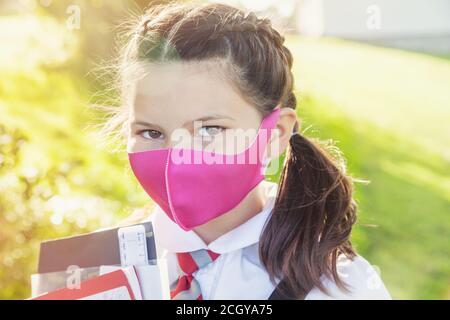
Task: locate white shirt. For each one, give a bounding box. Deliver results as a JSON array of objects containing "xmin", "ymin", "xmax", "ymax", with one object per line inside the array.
[{"xmin": 150, "ymin": 181, "xmax": 392, "ymax": 300}]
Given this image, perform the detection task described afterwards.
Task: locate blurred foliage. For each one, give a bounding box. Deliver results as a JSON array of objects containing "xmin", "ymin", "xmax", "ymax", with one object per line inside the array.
[
  {"xmin": 35, "ymin": 0, "xmax": 171, "ymax": 77},
  {"xmin": 0, "ymin": 124, "xmax": 114, "ymax": 298}
]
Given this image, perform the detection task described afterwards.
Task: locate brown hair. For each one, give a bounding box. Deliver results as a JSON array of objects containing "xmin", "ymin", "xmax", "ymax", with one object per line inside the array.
[{"xmin": 105, "ymin": 1, "xmax": 357, "ymax": 299}]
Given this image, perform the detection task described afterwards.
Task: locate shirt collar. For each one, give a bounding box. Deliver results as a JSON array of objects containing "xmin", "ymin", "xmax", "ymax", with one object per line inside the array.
[{"xmin": 151, "ymin": 181, "xmax": 278, "ymax": 254}]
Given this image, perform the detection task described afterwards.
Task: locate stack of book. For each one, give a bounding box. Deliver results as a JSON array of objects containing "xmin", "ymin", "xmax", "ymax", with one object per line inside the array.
[{"xmin": 30, "ymin": 222, "xmax": 170, "ymax": 300}]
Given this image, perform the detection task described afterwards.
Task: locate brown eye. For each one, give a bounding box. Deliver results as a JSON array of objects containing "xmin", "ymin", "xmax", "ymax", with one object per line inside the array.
[{"xmin": 139, "ymin": 129, "xmax": 164, "ymax": 140}]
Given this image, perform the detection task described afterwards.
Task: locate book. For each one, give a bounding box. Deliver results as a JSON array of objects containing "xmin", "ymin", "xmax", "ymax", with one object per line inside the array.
[
  {"xmin": 30, "ymin": 222, "xmax": 170, "ymax": 300},
  {"xmin": 31, "ymin": 269, "xmax": 138, "ymax": 300},
  {"xmin": 37, "ymin": 222, "xmax": 157, "ymax": 274}
]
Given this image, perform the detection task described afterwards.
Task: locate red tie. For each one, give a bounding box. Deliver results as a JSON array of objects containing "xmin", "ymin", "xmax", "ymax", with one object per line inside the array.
[{"xmin": 170, "ymin": 249, "xmax": 220, "ymax": 300}]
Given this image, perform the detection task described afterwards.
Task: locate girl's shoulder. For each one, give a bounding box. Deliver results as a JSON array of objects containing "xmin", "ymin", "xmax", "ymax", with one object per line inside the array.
[{"xmin": 305, "ymin": 254, "xmax": 392, "ymax": 300}]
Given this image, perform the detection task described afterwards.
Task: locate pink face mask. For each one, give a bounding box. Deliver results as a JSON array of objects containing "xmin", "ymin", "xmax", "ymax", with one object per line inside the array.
[{"xmin": 128, "ymin": 108, "xmax": 281, "ymax": 231}]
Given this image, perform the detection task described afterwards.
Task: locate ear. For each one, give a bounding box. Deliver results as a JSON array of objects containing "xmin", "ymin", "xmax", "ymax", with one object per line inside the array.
[{"xmin": 265, "ymin": 107, "xmax": 298, "ymax": 160}]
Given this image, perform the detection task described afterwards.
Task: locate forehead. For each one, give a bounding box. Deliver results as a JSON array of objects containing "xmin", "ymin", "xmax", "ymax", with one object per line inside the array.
[{"xmin": 132, "ymin": 61, "xmax": 254, "ymax": 124}]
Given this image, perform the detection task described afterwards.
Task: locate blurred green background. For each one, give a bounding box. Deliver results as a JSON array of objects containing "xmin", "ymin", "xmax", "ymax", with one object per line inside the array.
[{"xmin": 0, "ymin": 0, "xmax": 449, "ymax": 299}]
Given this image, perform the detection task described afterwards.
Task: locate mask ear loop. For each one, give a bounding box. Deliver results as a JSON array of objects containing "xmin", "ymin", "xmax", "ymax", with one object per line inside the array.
[
  {"xmin": 259, "ymin": 107, "xmax": 282, "ymax": 175},
  {"xmin": 261, "ymin": 157, "xmax": 272, "ymax": 175}
]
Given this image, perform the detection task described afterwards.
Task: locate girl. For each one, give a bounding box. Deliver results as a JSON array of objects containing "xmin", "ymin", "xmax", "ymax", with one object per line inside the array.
[{"xmin": 103, "ymin": 2, "xmax": 391, "ymax": 299}]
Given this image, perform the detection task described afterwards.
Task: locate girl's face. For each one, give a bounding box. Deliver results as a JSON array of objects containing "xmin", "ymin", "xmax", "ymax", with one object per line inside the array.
[{"xmin": 127, "ymin": 61, "xmax": 266, "ymax": 155}]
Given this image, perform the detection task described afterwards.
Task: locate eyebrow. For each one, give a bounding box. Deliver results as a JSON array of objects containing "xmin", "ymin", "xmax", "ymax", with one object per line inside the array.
[
  {"xmin": 131, "ymin": 120, "xmax": 159, "ymax": 127},
  {"xmin": 193, "ymin": 114, "xmax": 235, "ymax": 123},
  {"xmin": 130, "ymin": 113, "xmax": 235, "ymax": 128}
]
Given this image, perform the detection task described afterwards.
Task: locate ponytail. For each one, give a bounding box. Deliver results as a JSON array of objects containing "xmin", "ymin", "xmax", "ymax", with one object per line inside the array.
[{"xmin": 260, "ymin": 130, "xmax": 357, "ymax": 299}]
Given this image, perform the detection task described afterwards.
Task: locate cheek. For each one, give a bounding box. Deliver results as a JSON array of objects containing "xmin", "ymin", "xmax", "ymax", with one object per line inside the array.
[
  {"xmin": 126, "ymin": 136, "xmax": 139, "ymax": 153},
  {"xmin": 203, "ymin": 129, "xmax": 259, "ymax": 155},
  {"xmin": 126, "ymin": 134, "xmax": 165, "ymax": 153}
]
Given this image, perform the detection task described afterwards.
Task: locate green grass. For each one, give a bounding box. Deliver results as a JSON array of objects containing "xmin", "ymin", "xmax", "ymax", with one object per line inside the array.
[{"xmin": 286, "ymin": 36, "xmax": 450, "ymax": 299}]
